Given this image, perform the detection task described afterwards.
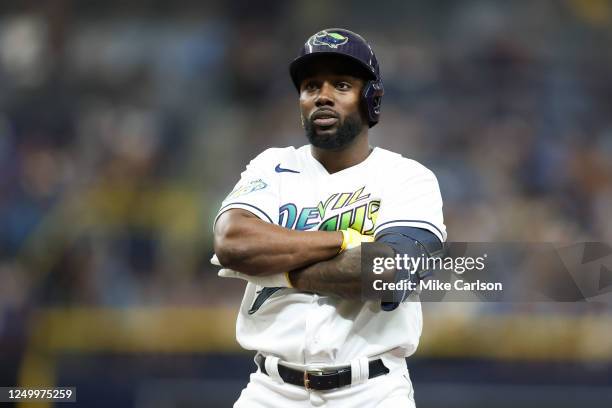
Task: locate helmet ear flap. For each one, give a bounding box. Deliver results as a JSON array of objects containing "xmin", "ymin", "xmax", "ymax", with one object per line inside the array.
[{"xmin": 362, "ymin": 79, "xmax": 384, "ymax": 127}]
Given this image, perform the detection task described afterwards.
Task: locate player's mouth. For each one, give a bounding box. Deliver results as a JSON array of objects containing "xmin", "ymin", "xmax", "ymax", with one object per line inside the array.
[{"xmin": 311, "ymin": 109, "xmax": 339, "ymax": 127}]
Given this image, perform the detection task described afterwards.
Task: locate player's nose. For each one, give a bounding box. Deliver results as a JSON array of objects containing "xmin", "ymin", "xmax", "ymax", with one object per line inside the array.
[{"xmin": 315, "ymin": 82, "xmax": 335, "ymax": 107}]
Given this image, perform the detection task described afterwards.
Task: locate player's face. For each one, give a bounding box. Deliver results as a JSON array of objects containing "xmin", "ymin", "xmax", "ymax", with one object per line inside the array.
[{"xmin": 299, "ymin": 64, "xmax": 366, "ymax": 150}]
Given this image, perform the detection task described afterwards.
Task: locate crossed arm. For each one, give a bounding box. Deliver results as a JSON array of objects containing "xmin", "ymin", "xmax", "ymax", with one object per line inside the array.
[
  {"xmin": 214, "ymin": 209, "xmax": 391, "ymax": 299},
  {"xmin": 289, "ymin": 245, "xmax": 393, "ymax": 299}
]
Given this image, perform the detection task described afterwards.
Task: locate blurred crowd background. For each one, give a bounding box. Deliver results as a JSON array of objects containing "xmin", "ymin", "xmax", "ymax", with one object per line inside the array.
[{"xmin": 0, "ymin": 0, "xmax": 611, "ymax": 407}]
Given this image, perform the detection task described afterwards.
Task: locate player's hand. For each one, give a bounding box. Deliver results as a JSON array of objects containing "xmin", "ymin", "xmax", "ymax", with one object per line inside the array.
[{"xmin": 340, "ymin": 228, "xmax": 374, "ymax": 252}]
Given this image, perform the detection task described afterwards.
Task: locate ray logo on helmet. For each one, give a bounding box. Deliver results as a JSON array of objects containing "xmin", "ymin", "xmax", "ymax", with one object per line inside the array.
[{"xmin": 309, "ymin": 30, "xmax": 349, "ymax": 48}]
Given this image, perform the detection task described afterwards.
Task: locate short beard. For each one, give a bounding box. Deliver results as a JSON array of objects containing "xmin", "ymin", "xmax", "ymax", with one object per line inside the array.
[{"xmin": 304, "ymin": 112, "xmax": 363, "ymax": 151}]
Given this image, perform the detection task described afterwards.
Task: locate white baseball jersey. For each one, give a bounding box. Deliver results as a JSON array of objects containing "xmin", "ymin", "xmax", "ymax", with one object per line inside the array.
[{"xmin": 214, "ymin": 145, "xmax": 446, "ymax": 366}]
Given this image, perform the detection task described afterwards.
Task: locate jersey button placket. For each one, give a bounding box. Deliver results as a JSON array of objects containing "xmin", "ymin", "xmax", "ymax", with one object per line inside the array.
[{"xmin": 304, "ymin": 294, "xmax": 320, "ymax": 364}]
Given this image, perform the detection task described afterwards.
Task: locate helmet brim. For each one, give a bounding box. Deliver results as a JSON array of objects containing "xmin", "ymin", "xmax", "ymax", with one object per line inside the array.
[{"xmin": 289, "ymin": 52, "xmax": 377, "ymax": 91}]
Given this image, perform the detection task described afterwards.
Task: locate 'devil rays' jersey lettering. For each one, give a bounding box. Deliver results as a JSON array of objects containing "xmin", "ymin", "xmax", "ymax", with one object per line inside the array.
[{"xmin": 279, "ymin": 186, "xmax": 380, "ymax": 233}]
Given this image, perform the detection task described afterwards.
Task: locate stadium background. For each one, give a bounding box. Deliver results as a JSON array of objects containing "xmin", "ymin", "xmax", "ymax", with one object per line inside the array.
[{"xmin": 0, "ymin": 0, "xmax": 611, "ymax": 407}]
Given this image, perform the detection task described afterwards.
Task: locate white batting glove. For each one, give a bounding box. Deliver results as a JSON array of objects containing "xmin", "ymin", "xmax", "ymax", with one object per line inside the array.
[
  {"xmin": 217, "ymin": 268, "xmax": 292, "ymax": 287},
  {"xmin": 211, "ymin": 254, "xmax": 292, "ymax": 288},
  {"xmin": 210, "ymin": 254, "xmax": 222, "ymax": 266}
]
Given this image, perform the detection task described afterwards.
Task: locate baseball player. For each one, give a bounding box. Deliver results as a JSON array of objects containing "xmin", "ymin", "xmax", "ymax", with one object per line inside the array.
[{"xmin": 212, "ymin": 28, "xmax": 446, "ymax": 407}]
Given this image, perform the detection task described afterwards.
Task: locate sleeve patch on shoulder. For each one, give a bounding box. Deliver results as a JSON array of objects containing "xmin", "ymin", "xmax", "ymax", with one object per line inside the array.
[{"xmin": 226, "ymin": 179, "xmax": 268, "ymax": 200}]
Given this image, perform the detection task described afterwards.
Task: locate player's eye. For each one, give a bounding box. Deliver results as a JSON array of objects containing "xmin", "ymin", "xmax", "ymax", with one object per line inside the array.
[
  {"xmin": 302, "ymin": 81, "xmax": 318, "ymax": 92},
  {"xmin": 336, "ymin": 82, "xmax": 351, "ymax": 91}
]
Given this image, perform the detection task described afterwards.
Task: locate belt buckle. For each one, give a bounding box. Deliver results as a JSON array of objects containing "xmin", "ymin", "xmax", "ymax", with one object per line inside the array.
[{"xmin": 303, "ymin": 368, "xmax": 324, "ymax": 390}]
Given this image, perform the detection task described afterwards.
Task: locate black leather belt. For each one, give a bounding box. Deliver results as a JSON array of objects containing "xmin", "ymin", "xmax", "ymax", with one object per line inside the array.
[{"xmin": 255, "ymin": 354, "xmax": 389, "ymax": 391}]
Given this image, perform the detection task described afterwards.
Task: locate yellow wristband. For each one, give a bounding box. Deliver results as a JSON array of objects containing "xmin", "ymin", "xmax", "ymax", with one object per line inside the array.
[
  {"xmin": 340, "ymin": 230, "xmax": 349, "ymax": 253},
  {"xmin": 339, "ymin": 229, "xmax": 373, "ymax": 253},
  {"xmin": 284, "ymin": 271, "xmax": 293, "ymax": 288}
]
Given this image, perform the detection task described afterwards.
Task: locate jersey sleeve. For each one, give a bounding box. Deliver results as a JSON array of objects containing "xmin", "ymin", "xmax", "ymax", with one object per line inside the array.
[
  {"xmin": 213, "ymin": 149, "xmax": 279, "ymax": 229},
  {"xmin": 374, "ymin": 160, "xmax": 446, "ymax": 242}
]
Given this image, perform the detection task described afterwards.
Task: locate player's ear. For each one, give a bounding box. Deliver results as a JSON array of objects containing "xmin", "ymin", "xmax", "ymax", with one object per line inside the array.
[{"xmin": 300, "ymin": 114, "xmax": 305, "ymax": 129}]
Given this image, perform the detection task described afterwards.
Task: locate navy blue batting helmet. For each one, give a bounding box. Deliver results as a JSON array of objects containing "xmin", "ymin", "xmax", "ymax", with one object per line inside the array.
[{"xmin": 289, "ymin": 28, "xmax": 384, "ymax": 128}]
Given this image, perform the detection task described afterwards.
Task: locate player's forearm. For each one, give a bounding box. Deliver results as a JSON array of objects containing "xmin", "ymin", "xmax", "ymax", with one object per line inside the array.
[
  {"xmin": 214, "ymin": 210, "xmax": 343, "ymax": 275},
  {"xmin": 289, "ymin": 248, "xmax": 362, "ymax": 299},
  {"xmin": 289, "ymin": 247, "xmax": 382, "ymax": 300},
  {"xmin": 289, "ymin": 244, "xmax": 395, "ymax": 300}
]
